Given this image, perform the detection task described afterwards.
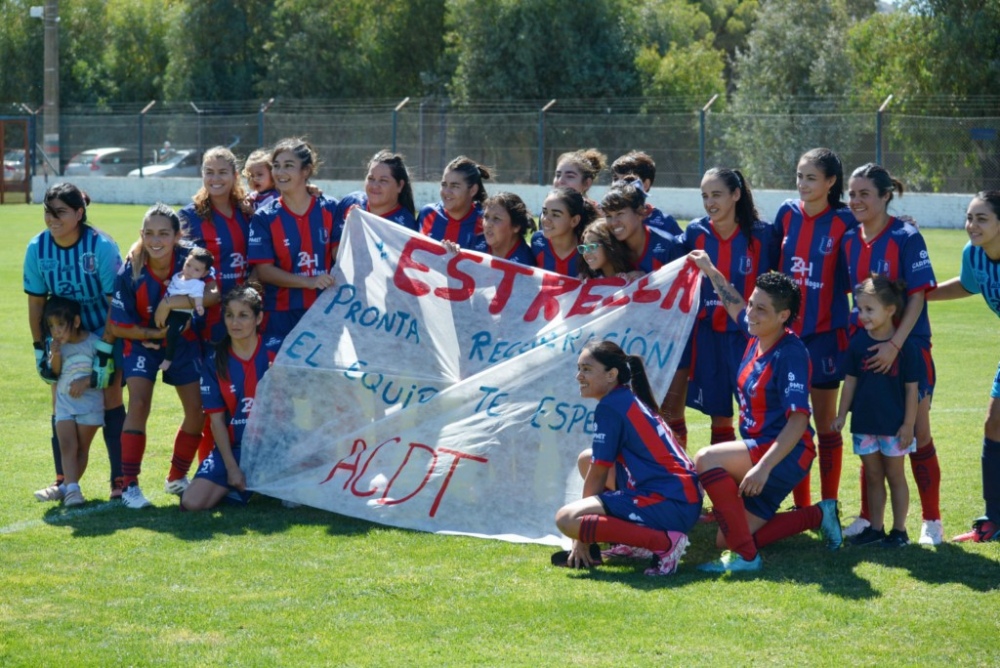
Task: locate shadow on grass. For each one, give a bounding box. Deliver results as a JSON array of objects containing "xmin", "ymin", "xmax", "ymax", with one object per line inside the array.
[
  {"xmin": 43, "ymin": 495, "xmax": 378, "ymax": 542},
  {"xmin": 556, "ymin": 523, "xmax": 1000, "ymax": 596}
]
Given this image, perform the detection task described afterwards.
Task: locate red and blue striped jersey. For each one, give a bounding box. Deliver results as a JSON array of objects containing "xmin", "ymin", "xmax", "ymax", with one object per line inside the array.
[
  {"xmin": 110, "ymin": 245, "xmax": 212, "ymax": 357},
  {"xmin": 736, "ymin": 323, "xmax": 813, "ymax": 442},
  {"xmin": 249, "ymin": 188, "xmax": 279, "ymax": 212},
  {"xmin": 338, "ymin": 191, "xmax": 417, "ymax": 231},
  {"xmin": 590, "ymin": 386, "xmax": 701, "ymax": 504},
  {"xmin": 23, "ymin": 225, "xmax": 122, "ymax": 336},
  {"xmin": 473, "ymin": 237, "xmax": 536, "ymax": 267},
  {"xmin": 248, "ymin": 195, "xmax": 340, "ymax": 313},
  {"xmin": 681, "ymin": 217, "xmax": 780, "ymax": 332},
  {"xmin": 417, "ymin": 202, "xmax": 484, "ymax": 249},
  {"xmin": 841, "ymin": 217, "xmax": 936, "ymax": 338},
  {"xmin": 530, "ymin": 231, "xmax": 578, "ymax": 276},
  {"xmin": 633, "ymin": 225, "xmax": 678, "ymax": 274},
  {"xmin": 775, "ymin": 200, "xmax": 858, "ymax": 337},
  {"xmin": 200, "ymin": 335, "xmax": 274, "ymax": 447},
  {"xmin": 645, "ymin": 205, "xmax": 682, "ymax": 236}
]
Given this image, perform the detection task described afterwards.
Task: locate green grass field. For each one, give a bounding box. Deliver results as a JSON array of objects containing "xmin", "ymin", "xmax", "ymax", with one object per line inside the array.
[{"xmin": 2, "ymin": 202, "xmax": 998, "ymax": 666}]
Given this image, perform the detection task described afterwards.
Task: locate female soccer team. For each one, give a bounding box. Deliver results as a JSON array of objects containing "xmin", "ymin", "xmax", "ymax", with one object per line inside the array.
[{"xmin": 24, "ymin": 140, "xmax": 1000, "ymax": 573}]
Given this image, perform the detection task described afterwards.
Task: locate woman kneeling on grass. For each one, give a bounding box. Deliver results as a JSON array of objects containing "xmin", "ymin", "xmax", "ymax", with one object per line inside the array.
[
  {"xmin": 689, "ymin": 252, "xmax": 842, "ymax": 572},
  {"xmin": 552, "ymin": 340, "xmax": 702, "ymax": 577},
  {"xmin": 182, "ymin": 284, "xmax": 273, "ymax": 511}
]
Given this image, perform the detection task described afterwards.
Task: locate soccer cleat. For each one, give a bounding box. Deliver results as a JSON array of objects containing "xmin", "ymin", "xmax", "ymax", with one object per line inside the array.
[
  {"xmin": 121, "ymin": 483, "xmax": 152, "ymax": 509},
  {"xmin": 817, "ymin": 499, "xmax": 843, "ymax": 551},
  {"xmin": 644, "ymin": 534, "xmax": 690, "ymax": 576},
  {"xmin": 63, "ymin": 489, "xmax": 85, "ymax": 507},
  {"xmin": 849, "ymin": 526, "xmax": 887, "ymax": 547},
  {"xmin": 843, "ymin": 516, "xmax": 871, "ymax": 538},
  {"xmin": 881, "ymin": 529, "xmax": 910, "ymax": 548},
  {"xmin": 601, "ymin": 544, "xmax": 654, "ymax": 560},
  {"xmin": 34, "ymin": 483, "xmax": 64, "ymax": 502},
  {"xmin": 164, "ymin": 477, "xmax": 190, "ymax": 496},
  {"xmin": 110, "ymin": 477, "xmax": 125, "ymax": 501},
  {"xmin": 918, "ymin": 519, "xmax": 944, "ymax": 546},
  {"xmin": 697, "ymin": 550, "xmax": 762, "ymax": 573},
  {"xmin": 952, "ymin": 517, "xmax": 1000, "ymax": 543}
]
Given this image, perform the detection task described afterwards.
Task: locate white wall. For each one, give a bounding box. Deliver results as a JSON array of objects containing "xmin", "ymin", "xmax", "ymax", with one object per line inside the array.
[{"xmin": 33, "ymin": 176, "xmax": 973, "ymax": 229}]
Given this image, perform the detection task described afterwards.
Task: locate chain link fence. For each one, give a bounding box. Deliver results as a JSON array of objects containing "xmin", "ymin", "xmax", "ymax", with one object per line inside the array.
[{"xmin": 29, "ymin": 100, "xmax": 1000, "ymax": 193}]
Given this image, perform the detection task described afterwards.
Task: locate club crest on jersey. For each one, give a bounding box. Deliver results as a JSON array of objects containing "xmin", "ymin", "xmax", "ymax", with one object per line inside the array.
[
  {"xmin": 818, "ymin": 236, "xmax": 834, "ymax": 255},
  {"xmin": 79, "ymin": 252, "xmax": 98, "ymax": 274},
  {"xmin": 873, "ymin": 259, "xmax": 892, "ymax": 275},
  {"xmin": 738, "ymin": 256, "xmax": 753, "ymax": 275},
  {"xmin": 319, "ymin": 228, "xmax": 330, "ymax": 244}
]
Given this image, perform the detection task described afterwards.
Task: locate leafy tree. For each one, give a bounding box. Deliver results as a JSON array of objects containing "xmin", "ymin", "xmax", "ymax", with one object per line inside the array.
[
  {"xmin": 102, "ymin": 0, "xmax": 171, "ymax": 104},
  {"xmin": 0, "ymin": 1, "xmax": 44, "ymax": 105}
]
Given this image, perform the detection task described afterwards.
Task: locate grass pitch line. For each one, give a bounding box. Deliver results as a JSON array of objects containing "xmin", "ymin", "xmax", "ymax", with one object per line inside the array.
[{"xmin": 0, "ymin": 499, "xmax": 122, "ymax": 535}]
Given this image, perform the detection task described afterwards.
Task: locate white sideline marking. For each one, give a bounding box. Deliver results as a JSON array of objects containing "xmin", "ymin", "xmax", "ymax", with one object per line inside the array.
[{"xmin": 0, "ymin": 499, "xmax": 122, "ymax": 535}]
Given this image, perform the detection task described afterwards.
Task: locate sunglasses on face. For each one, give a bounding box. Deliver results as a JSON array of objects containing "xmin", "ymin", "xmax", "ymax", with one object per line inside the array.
[{"xmin": 577, "ymin": 243, "xmax": 600, "ymax": 254}]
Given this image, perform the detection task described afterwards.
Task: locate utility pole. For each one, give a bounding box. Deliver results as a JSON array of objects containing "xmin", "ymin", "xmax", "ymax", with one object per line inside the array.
[{"xmin": 42, "ymin": 0, "xmax": 60, "ymax": 173}]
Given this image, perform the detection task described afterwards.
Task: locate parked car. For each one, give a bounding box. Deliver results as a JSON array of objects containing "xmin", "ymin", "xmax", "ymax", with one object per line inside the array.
[
  {"xmin": 3, "ymin": 149, "xmax": 26, "ymax": 182},
  {"xmin": 64, "ymin": 147, "xmax": 141, "ymax": 177},
  {"xmin": 128, "ymin": 149, "xmax": 201, "ymax": 178}
]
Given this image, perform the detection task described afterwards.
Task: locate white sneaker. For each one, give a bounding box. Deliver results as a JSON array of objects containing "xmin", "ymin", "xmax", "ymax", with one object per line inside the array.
[
  {"xmin": 919, "ymin": 519, "xmax": 944, "ymax": 546},
  {"xmin": 34, "ymin": 483, "xmax": 64, "ymax": 502},
  {"xmin": 843, "ymin": 516, "xmax": 870, "ymax": 538},
  {"xmin": 122, "ymin": 484, "xmax": 152, "ymax": 509},
  {"xmin": 164, "ymin": 477, "xmax": 189, "ymax": 496},
  {"xmin": 63, "ymin": 489, "xmax": 85, "ymax": 507}
]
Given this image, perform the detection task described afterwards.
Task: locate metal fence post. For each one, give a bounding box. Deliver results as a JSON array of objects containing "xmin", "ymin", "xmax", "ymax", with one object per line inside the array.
[
  {"xmin": 392, "ymin": 97, "xmax": 410, "ymax": 154},
  {"xmin": 699, "ymin": 94, "xmax": 719, "ymax": 178},
  {"xmin": 537, "ymin": 99, "xmax": 557, "ymax": 186},
  {"xmin": 138, "ymin": 100, "xmax": 156, "ymax": 178},
  {"xmin": 258, "ymin": 98, "xmax": 274, "ymax": 148},
  {"xmin": 876, "ymin": 94, "xmax": 893, "ymax": 165}
]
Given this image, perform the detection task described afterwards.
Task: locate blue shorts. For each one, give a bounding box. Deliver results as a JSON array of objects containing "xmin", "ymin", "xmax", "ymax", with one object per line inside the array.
[
  {"xmin": 910, "ymin": 336, "xmax": 935, "ymax": 401},
  {"xmin": 122, "ymin": 339, "xmax": 202, "ymax": 386},
  {"xmin": 678, "ymin": 327, "xmax": 694, "ymax": 369},
  {"xmin": 801, "ymin": 330, "xmax": 848, "ymax": 387},
  {"xmin": 261, "ymin": 310, "xmax": 306, "ymax": 351},
  {"xmin": 991, "ymin": 360, "xmax": 1000, "ymax": 400},
  {"xmin": 853, "ymin": 433, "xmax": 916, "ymax": 457},
  {"xmin": 742, "ymin": 438, "xmax": 815, "ymax": 520},
  {"xmin": 193, "ymin": 445, "xmax": 253, "ymax": 504},
  {"xmin": 686, "ymin": 326, "xmax": 747, "ymax": 417},
  {"xmin": 598, "ymin": 489, "xmax": 701, "ymax": 534}
]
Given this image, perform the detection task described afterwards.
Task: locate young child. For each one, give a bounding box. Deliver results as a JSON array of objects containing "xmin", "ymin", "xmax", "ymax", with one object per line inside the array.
[
  {"xmin": 44, "ymin": 297, "xmax": 105, "ymax": 507},
  {"xmin": 832, "ymin": 275, "xmax": 920, "ymax": 547},
  {"xmin": 243, "ymin": 148, "xmax": 278, "ymax": 211},
  {"xmin": 160, "ymin": 247, "xmax": 214, "ymax": 372}
]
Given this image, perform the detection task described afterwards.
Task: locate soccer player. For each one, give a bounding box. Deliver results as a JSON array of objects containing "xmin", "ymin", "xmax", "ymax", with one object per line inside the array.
[
  {"xmin": 110, "ymin": 203, "xmax": 220, "ymax": 509},
  {"xmin": 182, "ymin": 284, "xmax": 274, "ymax": 511},
  {"xmin": 24, "ymin": 183, "xmax": 125, "ymax": 502},
  {"xmin": 553, "ymin": 340, "xmax": 702, "ymax": 576},
  {"xmin": 610, "ymin": 150, "xmax": 682, "ymax": 236},
  {"xmin": 248, "ymin": 138, "xmax": 340, "ymax": 348},
  {"xmin": 689, "ymin": 253, "xmax": 842, "ymax": 572},
  {"xmin": 600, "ymin": 179, "xmax": 677, "ymax": 274},
  {"xmin": 927, "ymin": 191, "xmax": 1000, "ymax": 542},
  {"xmin": 416, "ymin": 156, "xmax": 490, "ymax": 249},
  {"xmin": 337, "ymin": 150, "xmax": 417, "ymax": 230},
  {"xmin": 840, "ymin": 163, "xmax": 942, "ymax": 545},
  {"xmin": 468, "ymin": 192, "xmax": 536, "ymax": 265},
  {"xmin": 531, "ymin": 187, "xmax": 596, "ymax": 275},
  {"xmin": 577, "ymin": 218, "xmax": 635, "ymax": 280},
  {"xmin": 178, "ymin": 146, "xmax": 254, "ymax": 344},
  {"xmin": 671, "ymin": 168, "xmax": 780, "ymax": 449},
  {"xmin": 553, "ymin": 148, "xmax": 606, "ymax": 210},
  {"xmin": 774, "ymin": 148, "xmax": 856, "ymax": 508}
]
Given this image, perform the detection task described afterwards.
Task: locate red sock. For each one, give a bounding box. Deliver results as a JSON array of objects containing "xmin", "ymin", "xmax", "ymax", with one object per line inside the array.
[
  {"xmin": 859, "ymin": 464, "xmax": 869, "ymax": 520},
  {"xmin": 701, "ymin": 467, "xmax": 757, "ymax": 561},
  {"xmin": 667, "ymin": 419, "xmax": 687, "ymax": 450},
  {"xmin": 197, "ymin": 420, "xmax": 214, "ymax": 463},
  {"xmin": 792, "ymin": 471, "xmax": 811, "ymax": 507},
  {"xmin": 578, "ymin": 515, "xmax": 679, "ymax": 552},
  {"xmin": 754, "ymin": 506, "xmax": 821, "ymax": 548},
  {"xmin": 818, "ymin": 432, "xmax": 843, "ymax": 500},
  {"xmin": 710, "ymin": 426, "xmax": 737, "ymax": 444},
  {"xmin": 121, "ymin": 430, "xmax": 146, "ymax": 487},
  {"xmin": 168, "ymin": 429, "xmax": 202, "ymax": 481},
  {"xmin": 910, "ymin": 442, "xmax": 942, "ymax": 521}
]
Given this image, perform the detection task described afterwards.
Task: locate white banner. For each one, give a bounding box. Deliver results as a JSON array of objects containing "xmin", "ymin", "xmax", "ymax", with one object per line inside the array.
[{"xmin": 242, "ymin": 209, "xmax": 700, "ymax": 545}]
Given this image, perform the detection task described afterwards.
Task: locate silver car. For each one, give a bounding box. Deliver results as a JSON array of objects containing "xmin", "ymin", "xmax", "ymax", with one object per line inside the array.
[
  {"xmin": 64, "ymin": 147, "xmax": 141, "ymax": 177},
  {"xmin": 127, "ymin": 149, "xmax": 202, "ymax": 178}
]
